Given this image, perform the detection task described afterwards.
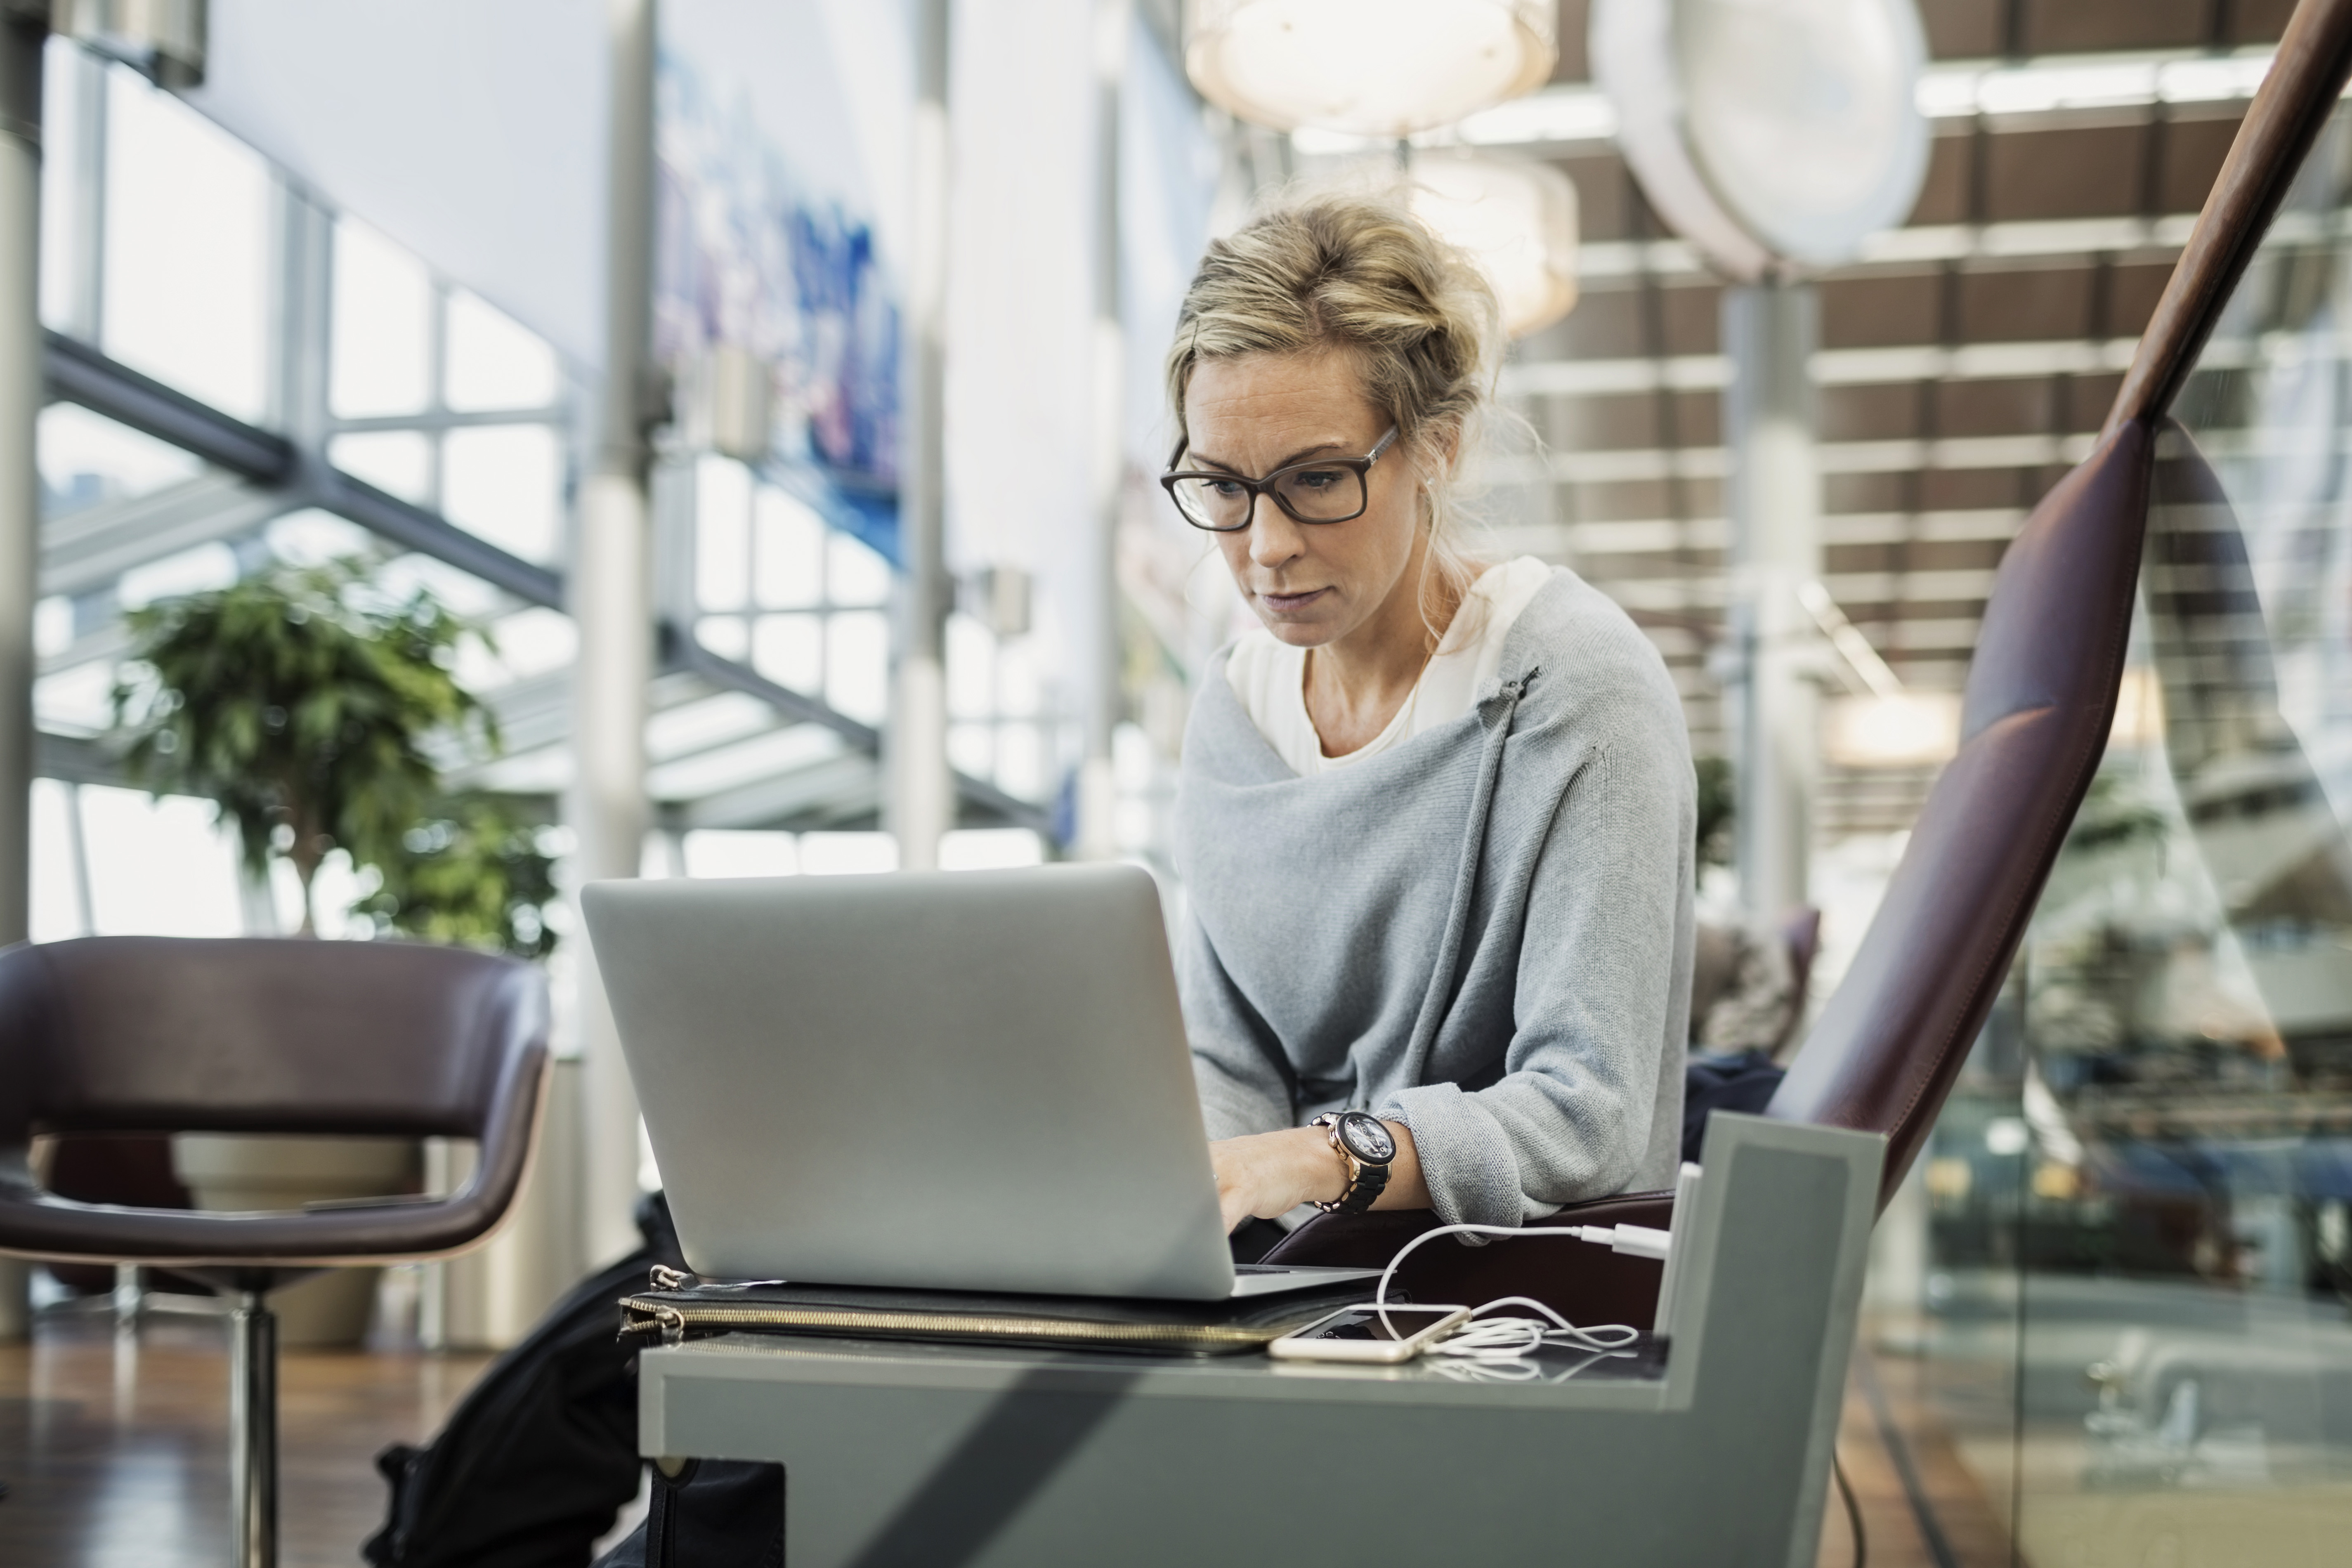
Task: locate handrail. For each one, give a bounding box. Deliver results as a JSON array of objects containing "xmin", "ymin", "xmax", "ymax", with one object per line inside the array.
[{"xmin": 2107, "ymin": 0, "xmax": 2352, "ymax": 432}]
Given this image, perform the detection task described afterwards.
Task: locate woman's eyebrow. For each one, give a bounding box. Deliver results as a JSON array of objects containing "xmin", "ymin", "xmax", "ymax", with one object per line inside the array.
[{"xmin": 1186, "ymin": 440, "xmax": 1348, "ymax": 475}]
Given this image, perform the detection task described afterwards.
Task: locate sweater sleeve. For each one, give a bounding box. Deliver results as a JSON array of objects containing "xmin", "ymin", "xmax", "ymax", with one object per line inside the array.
[
  {"xmin": 1381, "ymin": 730, "xmax": 1691, "ymax": 1228},
  {"xmin": 1177, "ymin": 905, "xmax": 1297, "ymax": 1142}
]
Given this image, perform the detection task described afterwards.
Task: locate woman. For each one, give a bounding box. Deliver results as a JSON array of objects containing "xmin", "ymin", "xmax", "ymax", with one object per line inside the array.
[{"xmin": 1162, "ymin": 190, "xmax": 1696, "ymax": 1248}]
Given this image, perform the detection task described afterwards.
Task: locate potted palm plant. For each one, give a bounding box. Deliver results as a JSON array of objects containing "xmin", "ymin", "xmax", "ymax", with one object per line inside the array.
[{"xmin": 112, "ymin": 557, "xmax": 495, "ymax": 933}]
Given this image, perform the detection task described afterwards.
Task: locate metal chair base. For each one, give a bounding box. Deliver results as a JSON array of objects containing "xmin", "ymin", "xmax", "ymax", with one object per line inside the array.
[{"xmin": 228, "ymin": 1291, "xmax": 279, "ymax": 1568}]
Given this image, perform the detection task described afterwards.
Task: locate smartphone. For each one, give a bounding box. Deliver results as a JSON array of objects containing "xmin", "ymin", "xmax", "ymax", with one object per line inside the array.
[{"xmin": 1266, "ymin": 1304, "xmax": 1472, "ymax": 1364}]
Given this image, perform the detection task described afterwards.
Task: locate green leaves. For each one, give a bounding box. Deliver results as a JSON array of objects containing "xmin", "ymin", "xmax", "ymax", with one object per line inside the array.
[
  {"xmin": 354, "ymin": 792, "xmax": 560, "ymax": 960},
  {"xmin": 1695, "ymin": 754, "xmax": 1735, "ymax": 869},
  {"xmin": 111, "ymin": 557, "xmax": 503, "ymax": 936}
]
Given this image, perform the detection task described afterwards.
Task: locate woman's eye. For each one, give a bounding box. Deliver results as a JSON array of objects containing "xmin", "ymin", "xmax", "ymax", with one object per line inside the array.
[
  {"xmin": 1293, "ymin": 468, "xmax": 1340, "ymax": 491},
  {"xmin": 1209, "ymin": 479, "xmax": 1246, "ymax": 498}
]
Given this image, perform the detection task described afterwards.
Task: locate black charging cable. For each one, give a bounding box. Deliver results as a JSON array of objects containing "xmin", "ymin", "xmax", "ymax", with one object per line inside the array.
[{"xmin": 1831, "ymin": 1448, "xmax": 1867, "ymax": 1568}]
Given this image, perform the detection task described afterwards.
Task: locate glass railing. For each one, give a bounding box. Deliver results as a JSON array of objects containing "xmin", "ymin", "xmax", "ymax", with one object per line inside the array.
[{"xmin": 1906, "ymin": 106, "xmax": 2352, "ymax": 1568}]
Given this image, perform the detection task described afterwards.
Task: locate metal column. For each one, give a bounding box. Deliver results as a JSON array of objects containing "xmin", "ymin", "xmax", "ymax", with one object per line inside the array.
[
  {"xmin": 227, "ymin": 1289, "xmax": 280, "ymax": 1568},
  {"xmin": 1722, "ymin": 281, "xmax": 1821, "ymax": 919},
  {"xmin": 570, "ymin": 0, "xmax": 659, "ymax": 1266},
  {"xmin": 886, "ymin": 0, "xmax": 952, "ymax": 870},
  {"xmin": 0, "ymin": 2, "xmax": 45, "ymax": 1344},
  {"xmin": 1075, "ymin": 0, "xmax": 1128, "ymax": 861}
]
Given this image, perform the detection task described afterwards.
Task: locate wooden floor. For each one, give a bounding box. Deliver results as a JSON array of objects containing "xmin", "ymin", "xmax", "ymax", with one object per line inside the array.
[
  {"xmin": 2, "ymin": 1302, "xmax": 2009, "ymax": 1567},
  {"xmin": 1819, "ymin": 1341, "xmax": 2018, "ymax": 1568},
  {"xmin": 0, "ymin": 1305, "xmax": 497, "ymax": 1568}
]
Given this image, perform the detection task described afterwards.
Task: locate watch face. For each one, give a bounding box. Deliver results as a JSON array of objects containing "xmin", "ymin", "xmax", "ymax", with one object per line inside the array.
[{"xmin": 1341, "ymin": 1112, "xmax": 1396, "ymax": 1164}]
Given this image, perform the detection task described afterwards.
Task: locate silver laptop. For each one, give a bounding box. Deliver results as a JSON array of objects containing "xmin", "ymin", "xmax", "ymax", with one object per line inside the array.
[{"xmin": 582, "ymin": 864, "xmax": 1377, "ymax": 1302}]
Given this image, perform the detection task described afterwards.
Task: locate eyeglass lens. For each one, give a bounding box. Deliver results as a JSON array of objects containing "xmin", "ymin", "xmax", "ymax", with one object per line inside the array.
[{"xmin": 1169, "ymin": 462, "xmax": 1366, "ymax": 530}]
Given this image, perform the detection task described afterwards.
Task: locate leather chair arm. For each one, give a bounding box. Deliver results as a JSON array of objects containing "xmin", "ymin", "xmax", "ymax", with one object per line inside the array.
[{"xmin": 0, "ymin": 1047, "xmax": 550, "ymax": 1268}]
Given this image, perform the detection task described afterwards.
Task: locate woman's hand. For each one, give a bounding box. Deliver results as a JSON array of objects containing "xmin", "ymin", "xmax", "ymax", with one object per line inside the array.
[
  {"xmin": 1208, "ymin": 1120, "xmax": 1429, "ymax": 1233},
  {"xmin": 1210, "ymin": 1126, "xmax": 1345, "ymax": 1233}
]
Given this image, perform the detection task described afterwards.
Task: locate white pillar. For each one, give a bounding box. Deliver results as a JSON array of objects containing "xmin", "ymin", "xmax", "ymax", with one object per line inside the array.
[
  {"xmin": 568, "ymin": 0, "xmax": 658, "ymax": 1268},
  {"xmin": 887, "ymin": 0, "xmax": 953, "ymax": 870},
  {"xmin": 0, "ymin": 4, "xmax": 46, "ymax": 1342},
  {"xmin": 1722, "ymin": 282, "xmax": 1820, "ymax": 920},
  {"xmin": 1074, "ymin": 0, "xmax": 1128, "ymax": 863}
]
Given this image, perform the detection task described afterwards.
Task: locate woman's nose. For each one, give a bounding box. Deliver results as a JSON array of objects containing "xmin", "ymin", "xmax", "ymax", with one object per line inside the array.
[{"xmin": 1246, "ymin": 495, "xmax": 1303, "ymax": 568}]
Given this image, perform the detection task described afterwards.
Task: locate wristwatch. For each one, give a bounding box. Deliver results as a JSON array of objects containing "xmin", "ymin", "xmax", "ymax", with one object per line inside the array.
[{"xmin": 1311, "ymin": 1111, "xmax": 1396, "ymax": 1214}]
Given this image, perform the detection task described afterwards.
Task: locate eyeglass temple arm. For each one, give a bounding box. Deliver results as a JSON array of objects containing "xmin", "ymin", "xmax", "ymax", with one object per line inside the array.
[{"xmin": 1163, "ymin": 425, "xmax": 1396, "ymax": 478}]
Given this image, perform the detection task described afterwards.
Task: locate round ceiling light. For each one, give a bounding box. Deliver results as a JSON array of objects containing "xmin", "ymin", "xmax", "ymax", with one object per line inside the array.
[
  {"xmin": 1407, "ymin": 150, "xmax": 1580, "ymax": 338},
  {"xmin": 1186, "ymin": 0, "xmax": 1557, "ymax": 138},
  {"xmin": 1592, "ymin": 0, "xmax": 1929, "ymax": 278}
]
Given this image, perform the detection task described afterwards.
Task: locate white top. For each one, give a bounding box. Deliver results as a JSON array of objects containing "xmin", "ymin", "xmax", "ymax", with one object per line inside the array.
[{"xmin": 1224, "ymin": 556, "xmax": 1555, "ymax": 777}]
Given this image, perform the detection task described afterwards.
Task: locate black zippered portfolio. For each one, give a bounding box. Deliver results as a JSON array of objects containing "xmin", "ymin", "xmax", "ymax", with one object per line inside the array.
[{"xmin": 617, "ymin": 1266, "xmax": 1386, "ymax": 1356}]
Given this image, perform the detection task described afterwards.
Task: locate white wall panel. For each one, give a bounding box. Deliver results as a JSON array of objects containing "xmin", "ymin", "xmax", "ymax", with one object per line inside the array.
[{"xmin": 183, "ymin": 0, "xmax": 608, "ymax": 369}]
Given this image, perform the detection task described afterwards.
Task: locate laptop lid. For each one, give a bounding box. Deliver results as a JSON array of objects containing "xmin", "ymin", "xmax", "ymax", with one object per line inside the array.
[{"xmin": 582, "ymin": 864, "xmax": 1238, "ymax": 1301}]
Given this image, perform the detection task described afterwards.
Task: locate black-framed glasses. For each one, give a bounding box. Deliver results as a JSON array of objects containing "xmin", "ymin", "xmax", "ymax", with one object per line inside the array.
[{"xmin": 1159, "ymin": 426, "xmax": 1399, "ymax": 533}]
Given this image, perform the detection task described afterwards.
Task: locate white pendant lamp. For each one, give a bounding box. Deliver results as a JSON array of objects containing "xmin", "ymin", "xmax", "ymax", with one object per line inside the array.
[
  {"xmin": 1592, "ymin": 0, "xmax": 1929, "ymax": 278},
  {"xmin": 1821, "ymin": 692, "xmax": 1962, "ymax": 769},
  {"xmin": 1407, "ymin": 149, "xmax": 1580, "ymax": 338},
  {"xmin": 1185, "ymin": 0, "xmax": 1557, "ymax": 138}
]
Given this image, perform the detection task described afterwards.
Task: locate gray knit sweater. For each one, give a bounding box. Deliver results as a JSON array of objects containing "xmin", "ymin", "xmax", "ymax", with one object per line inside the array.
[{"xmin": 1175, "ymin": 567, "xmax": 1696, "ymax": 1227}]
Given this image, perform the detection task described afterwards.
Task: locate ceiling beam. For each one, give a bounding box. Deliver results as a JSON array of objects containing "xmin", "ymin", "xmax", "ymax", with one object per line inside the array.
[
  {"xmin": 43, "ymin": 331, "xmax": 295, "ymax": 484},
  {"xmin": 41, "ymin": 472, "xmax": 290, "ymax": 599},
  {"xmin": 1311, "ymin": 45, "xmax": 2282, "ymax": 159},
  {"xmin": 1504, "ymin": 336, "xmax": 2148, "ymax": 399},
  {"xmin": 1500, "ymin": 432, "xmax": 2094, "ymax": 486}
]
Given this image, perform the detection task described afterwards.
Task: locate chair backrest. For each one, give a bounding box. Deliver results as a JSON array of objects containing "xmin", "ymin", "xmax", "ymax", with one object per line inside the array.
[
  {"xmin": 1764, "ymin": 422, "xmax": 2153, "ymax": 1205},
  {"xmin": 1766, "ymin": 905, "xmax": 1822, "ymax": 1058},
  {"xmin": 0, "ymin": 937, "xmax": 548, "ymax": 1144}
]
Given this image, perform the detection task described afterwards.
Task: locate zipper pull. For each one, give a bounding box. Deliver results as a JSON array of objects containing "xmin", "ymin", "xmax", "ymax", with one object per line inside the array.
[
  {"xmin": 649, "ymin": 1263, "xmax": 688, "ymax": 1291},
  {"xmin": 655, "ymin": 1303, "xmax": 687, "ymax": 1346}
]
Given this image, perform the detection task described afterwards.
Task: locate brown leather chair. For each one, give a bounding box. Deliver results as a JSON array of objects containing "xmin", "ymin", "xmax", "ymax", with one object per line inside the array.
[
  {"xmin": 1262, "ymin": 0, "xmax": 2352, "ymax": 1328},
  {"xmin": 0, "ymin": 937, "xmax": 550, "ymax": 1568}
]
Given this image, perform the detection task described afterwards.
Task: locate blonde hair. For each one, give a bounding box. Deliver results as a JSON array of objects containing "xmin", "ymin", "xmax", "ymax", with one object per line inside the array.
[{"xmin": 1164, "ymin": 186, "xmax": 1504, "ymax": 639}]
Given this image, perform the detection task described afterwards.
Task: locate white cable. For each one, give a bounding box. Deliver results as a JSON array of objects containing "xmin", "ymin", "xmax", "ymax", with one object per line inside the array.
[{"xmin": 1371, "ymin": 1222, "xmax": 1648, "ymax": 1365}]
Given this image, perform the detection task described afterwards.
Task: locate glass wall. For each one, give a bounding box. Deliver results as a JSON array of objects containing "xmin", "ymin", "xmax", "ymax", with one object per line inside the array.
[
  {"xmin": 30, "ymin": 45, "xmax": 587, "ymax": 940},
  {"xmin": 29, "ymin": 35, "xmax": 1038, "ymax": 941},
  {"xmin": 1901, "ymin": 111, "xmax": 2352, "ymax": 1567}
]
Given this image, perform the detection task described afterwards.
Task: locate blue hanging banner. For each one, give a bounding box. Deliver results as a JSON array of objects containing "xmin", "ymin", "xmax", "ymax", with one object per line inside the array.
[{"xmin": 656, "ymin": 0, "xmax": 907, "ymax": 563}]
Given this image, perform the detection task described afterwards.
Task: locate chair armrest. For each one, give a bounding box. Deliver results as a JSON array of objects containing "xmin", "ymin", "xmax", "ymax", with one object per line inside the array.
[{"xmin": 0, "ymin": 1047, "xmax": 552, "ymax": 1268}]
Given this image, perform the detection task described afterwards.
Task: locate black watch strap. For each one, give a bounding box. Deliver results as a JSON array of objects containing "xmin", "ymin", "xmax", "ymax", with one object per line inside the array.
[{"xmin": 1329, "ymin": 1156, "xmax": 1389, "ymax": 1215}]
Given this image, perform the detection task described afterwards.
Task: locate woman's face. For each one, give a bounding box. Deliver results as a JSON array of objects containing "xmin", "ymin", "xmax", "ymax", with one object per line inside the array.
[{"xmin": 1183, "ymin": 349, "xmax": 1424, "ymax": 651}]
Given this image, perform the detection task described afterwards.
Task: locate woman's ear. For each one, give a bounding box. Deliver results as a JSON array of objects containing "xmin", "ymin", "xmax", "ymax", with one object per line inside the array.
[{"xmin": 1417, "ymin": 418, "xmax": 1464, "ymax": 482}]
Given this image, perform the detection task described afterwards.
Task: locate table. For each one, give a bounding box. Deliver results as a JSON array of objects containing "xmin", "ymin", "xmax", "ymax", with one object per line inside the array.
[{"xmin": 638, "ymin": 1113, "xmax": 1884, "ymax": 1567}]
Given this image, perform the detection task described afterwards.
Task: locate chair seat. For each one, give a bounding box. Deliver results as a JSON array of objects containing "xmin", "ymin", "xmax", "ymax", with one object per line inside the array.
[{"xmin": 0, "ymin": 1182, "xmax": 525, "ymax": 1268}]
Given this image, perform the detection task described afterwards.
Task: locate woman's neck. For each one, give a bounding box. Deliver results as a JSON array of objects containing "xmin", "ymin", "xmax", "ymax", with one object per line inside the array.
[{"xmin": 1302, "ymin": 533, "xmax": 1471, "ymax": 757}]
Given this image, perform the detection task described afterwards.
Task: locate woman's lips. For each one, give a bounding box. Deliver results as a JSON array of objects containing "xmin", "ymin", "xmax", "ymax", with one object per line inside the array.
[{"xmin": 1259, "ymin": 587, "xmax": 1329, "ymax": 614}]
